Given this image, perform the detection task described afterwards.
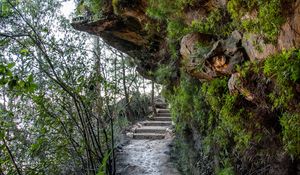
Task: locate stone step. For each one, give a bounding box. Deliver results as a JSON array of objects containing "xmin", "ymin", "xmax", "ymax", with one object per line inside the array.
[
  {"xmin": 157, "ymin": 108, "xmax": 170, "ymax": 113},
  {"xmin": 143, "ymin": 121, "xmax": 172, "ymax": 126},
  {"xmin": 153, "ymin": 117, "xmax": 172, "ymax": 121},
  {"xmin": 133, "ymin": 133, "xmax": 165, "ymax": 140},
  {"xmin": 135, "ymin": 126, "xmax": 167, "ymax": 133},
  {"xmin": 154, "ymin": 99, "xmax": 165, "ymax": 103},
  {"xmin": 155, "ymin": 103, "xmax": 167, "ymax": 108},
  {"xmin": 157, "ymin": 113, "xmax": 171, "ymax": 117}
]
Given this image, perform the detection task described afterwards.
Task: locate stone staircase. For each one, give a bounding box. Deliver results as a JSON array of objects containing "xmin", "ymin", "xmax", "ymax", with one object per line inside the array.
[{"xmin": 132, "ymin": 101, "xmax": 172, "ymax": 140}]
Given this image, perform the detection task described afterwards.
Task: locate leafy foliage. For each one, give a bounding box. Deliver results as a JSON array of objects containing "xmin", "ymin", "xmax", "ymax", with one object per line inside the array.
[
  {"xmin": 145, "ymin": 0, "xmax": 192, "ymax": 57},
  {"xmin": 163, "ymin": 72, "xmax": 213, "ymax": 174},
  {"xmin": 163, "ymin": 74, "xmax": 249, "ymax": 174},
  {"xmin": 264, "ymin": 49, "xmax": 300, "ymax": 108},
  {"xmin": 97, "ymin": 151, "xmax": 112, "ymax": 175},
  {"xmin": 164, "ymin": 53, "xmax": 300, "ymax": 173},
  {"xmin": 227, "ymin": 0, "xmax": 284, "ymax": 41},
  {"xmin": 261, "ymin": 50, "xmax": 300, "ymax": 157},
  {"xmin": 280, "ymin": 112, "xmax": 300, "ymax": 157},
  {"xmin": 148, "ymin": 0, "xmax": 285, "ymax": 41},
  {"xmin": 190, "ymin": 9, "xmax": 234, "ymax": 37},
  {"xmin": 154, "ymin": 64, "xmax": 177, "ymax": 85},
  {"xmin": 75, "ymin": 0, "xmax": 104, "ymax": 20},
  {"xmin": 166, "ymin": 20, "xmax": 189, "ymax": 41},
  {"xmin": 0, "ymin": 63, "xmax": 36, "ymax": 94},
  {"xmin": 0, "ymin": 1, "xmax": 154, "ymax": 174},
  {"xmin": 147, "ymin": 0, "xmax": 234, "ymax": 40},
  {"xmin": 146, "ymin": 0, "xmax": 195, "ymax": 20}
]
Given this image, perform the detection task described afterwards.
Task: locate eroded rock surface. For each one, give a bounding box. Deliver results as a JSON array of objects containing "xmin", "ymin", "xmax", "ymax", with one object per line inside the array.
[
  {"xmin": 180, "ymin": 30, "xmax": 246, "ymax": 80},
  {"xmin": 72, "ymin": 0, "xmax": 166, "ymax": 79}
]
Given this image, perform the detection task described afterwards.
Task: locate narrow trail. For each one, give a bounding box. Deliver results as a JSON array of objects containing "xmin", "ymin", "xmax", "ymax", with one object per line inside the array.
[{"xmin": 116, "ymin": 100, "xmax": 180, "ymax": 175}]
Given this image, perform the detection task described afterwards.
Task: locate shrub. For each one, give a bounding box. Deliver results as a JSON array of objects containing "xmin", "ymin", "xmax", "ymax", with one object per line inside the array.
[
  {"xmin": 167, "ymin": 20, "xmax": 189, "ymax": 40},
  {"xmin": 218, "ymin": 169, "xmax": 234, "ymax": 175},
  {"xmin": 227, "ymin": 0, "xmax": 284, "ymax": 41},
  {"xmin": 201, "ymin": 78, "xmax": 228, "ymax": 113},
  {"xmin": 264, "ymin": 49, "xmax": 300, "ymax": 108},
  {"xmin": 146, "ymin": 0, "xmax": 195, "ymax": 20},
  {"xmin": 162, "ymin": 72, "xmax": 210, "ymax": 132},
  {"xmin": 154, "ymin": 65, "xmax": 175, "ymax": 85},
  {"xmin": 280, "ymin": 112, "xmax": 300, "ymax": 157},
  {"xmin": 163, "ymin": 49, "xmax": 300, "ymax": 174},
  {"xmin": 146, "ymin": 0, "xmax": 205, "ymax": 55},
  {"xmin": 75, "ymin": 0, "xmax": 103, "ymax": 18},
  {"xmin": 190, "ymin": 9, "xmax": 234, "ymax": 37},
  {"xmin": 264, "ymin": 50, "xmax": 300, "ymax": 83}
]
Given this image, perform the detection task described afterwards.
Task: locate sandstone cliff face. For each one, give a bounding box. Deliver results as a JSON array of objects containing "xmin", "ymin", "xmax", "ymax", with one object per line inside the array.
[
  {"xmin": 72, "ymin": 0, "xmax": 300, "ymax": 174},
  {"xmin": 72, "ymin": 0, "xmax": 300, "ymax": 82},
  {"xmin": 72, "ymin": 0, "xmax": 168, "ymax": 80}
]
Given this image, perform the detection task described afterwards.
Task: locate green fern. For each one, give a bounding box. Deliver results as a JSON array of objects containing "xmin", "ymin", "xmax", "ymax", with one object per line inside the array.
[{"xmin": 280, "ymin": 113, "xmax": 300, "ymax": 157}]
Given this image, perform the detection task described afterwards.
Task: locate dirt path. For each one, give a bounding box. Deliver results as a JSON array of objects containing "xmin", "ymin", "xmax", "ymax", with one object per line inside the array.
[{"xmin": 116, "ymin": 138, "xmax": 180, "ymax": 175}]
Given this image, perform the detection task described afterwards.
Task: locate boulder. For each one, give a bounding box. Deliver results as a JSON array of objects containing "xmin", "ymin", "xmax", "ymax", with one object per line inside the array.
[
  {"xmin": 204, "ymin": 31, "xmax": 244, "ymax": 75},
  {"xmin": 180, "ymin": 31, "xmax": 246, "ymax": 81},
  {"xmin": 228, "ymin": 73, "xmax": 254, "ymax": 101},
  {"xmin": 180, "ymin": 33, "xmax": 213, "ymax": 60},
  {"xmin": 242, "ymin": 34, "xmax": 277, "ymax": 61}
]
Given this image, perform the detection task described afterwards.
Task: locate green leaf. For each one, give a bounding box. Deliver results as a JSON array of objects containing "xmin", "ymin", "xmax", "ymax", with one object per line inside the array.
[
  {"xmin": 0, "ymin": 131, "xmax": 5, "ymax": 139},
  {"xmin": 27, "ymin": 74, "xmax": 34, "ymax": 82},
  {"xmin": 28, "ymin": 83, "xmax": 37, "ymax": 92},
  {"xmin": 7, "ymin": 62, "xmax": 15, "ymax": 69},
  {"xmin": 97, "ymin": 150, "xmax": 112, "ymax": 175},
  {"xmin": 19, "ymin": 48, "xmax": 29, "ymax": 55},
  {"xmin": 18, "ymin": 80, "xmax": 25, "ymax": 88},
  {"xmin": 0, "ymin": 39, "xmax": 10, "ymax": 46}
]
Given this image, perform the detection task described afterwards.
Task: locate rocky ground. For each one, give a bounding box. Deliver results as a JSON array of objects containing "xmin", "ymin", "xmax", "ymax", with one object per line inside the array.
[
  {"xmin": 115, "ymin": 99, "xmax": 180, "ymax": 175},
  {"xmin": 116, "ymin": 139, "xmax": 180, "ymax": 175}
]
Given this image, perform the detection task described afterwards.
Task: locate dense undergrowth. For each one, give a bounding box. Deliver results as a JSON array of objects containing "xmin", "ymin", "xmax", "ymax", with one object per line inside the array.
[
  {"xmin": 144, "ymin": 1, "xmax": 299, "ymax": 173},
  {"xmin": 163, "ymin": 50, "xmax": 300, "ymax": 174},
  {"xmin": 147, "ymin": 0, "xmax": 285, "ymax": 43}
]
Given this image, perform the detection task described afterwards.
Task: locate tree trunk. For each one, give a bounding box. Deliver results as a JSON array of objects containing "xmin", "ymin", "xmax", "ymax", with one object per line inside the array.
[
  {"xmin": 151, "ymin": 81, "xmax": 157, "ymax": 116},
  {"xmin": 121, "ymin": 54, "xmax": 134, "ymax": 121}
]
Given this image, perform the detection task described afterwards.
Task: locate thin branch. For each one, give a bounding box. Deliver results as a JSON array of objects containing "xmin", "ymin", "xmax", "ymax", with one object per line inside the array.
[{"xmin": 3, "ymin": 138, "xmax": 22, "ymax": 175}]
